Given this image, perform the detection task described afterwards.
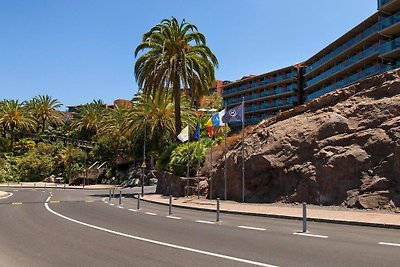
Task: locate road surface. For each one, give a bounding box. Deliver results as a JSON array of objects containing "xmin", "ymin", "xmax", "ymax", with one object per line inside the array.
[{"xmin": 0, "ymin": 187, "xmax": 399, "ymax": 266}]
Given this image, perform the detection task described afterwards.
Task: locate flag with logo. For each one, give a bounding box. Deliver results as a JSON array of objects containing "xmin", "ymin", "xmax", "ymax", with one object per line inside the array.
[
  {"xmin": 177, "ymin": 125, "xmax": 189, "ymax": 142},
  {"xmin": 211, "ymin": 109, "xmax": 226, "ymax": 126},
  {"xmin": 222, "ymin": 103, "xmax": 244, "ymax": 123}
]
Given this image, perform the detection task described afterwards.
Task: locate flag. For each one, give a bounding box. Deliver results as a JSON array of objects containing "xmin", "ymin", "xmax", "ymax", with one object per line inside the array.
[
  {"xmin": 205, "ymin": 118, "xmax": 214, "ymax": 138},
  {"xmin": 193, "ymin": 122, "xmax": 200, "ymax": 140},
  {"xmin": 177, "ymin": 126, "xmax": 189, "ymax": 142},
  {"xmin": 211, "ymin": 109, "xmax": 226, "ymax": 126},
  {"xmin": 222, "ymin": 103, "xmax": 244, "ymax": 123}
]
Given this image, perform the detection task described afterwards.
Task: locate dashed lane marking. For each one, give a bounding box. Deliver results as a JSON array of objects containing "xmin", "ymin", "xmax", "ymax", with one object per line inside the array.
[
  {"xmin": 128, "ymin": 209, "xmax": 137, "ymax": 212},
  {"xmin": 85, "ymin": 200, "xmax": 94, "ymax": 203},
  {"xmin": 238, "ymin": 226, "xmax": 266, "ymax": 231},
  {"xmin": 50, "ymin": 200, "xmax": 60, "ymax": 204},
  {"xmin": 11, "ymin": 202, "xmax": 23, "ymax": 205},
  {"xmin": 109, "ymin": 203, "xmax": 115, "ymax": 206},
  {"xmin": 44, "ymin": 198, "xmax": 279, "ymax": 267},
  {"xmin": 145, "ymin": 212, "xmax": 157, "ymax": 216},
  {"xmin": 379, "ymin": 242, "xmax": 400, "ymax": 247},
  {"xmin": 195, "ymin": 220, "xmax": 215, "ymax": 225},
  {"xmin": 166, "ymin": 216, "xmax": 181, "ymax": 220},
  {"xmin": 118, "ymin": 206, "xmax": 124, "ymax": 209},
  {"xmin": 293, "ymin": 232, "xmax": 328, "ymax": 239}
]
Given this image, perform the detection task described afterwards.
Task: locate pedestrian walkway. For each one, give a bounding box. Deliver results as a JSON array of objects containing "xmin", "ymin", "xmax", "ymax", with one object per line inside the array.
[{"xmin": 142, "ymin": 194, "xmax": 400, "ymax": 229}]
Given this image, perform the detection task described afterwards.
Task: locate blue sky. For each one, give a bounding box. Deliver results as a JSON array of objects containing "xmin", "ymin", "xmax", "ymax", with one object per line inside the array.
[{"xmin": 0, "ymin": 0, "xmax": 377, "ymax": 109}]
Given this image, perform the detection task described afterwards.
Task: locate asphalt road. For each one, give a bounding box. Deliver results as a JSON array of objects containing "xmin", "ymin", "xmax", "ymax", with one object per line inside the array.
[{"xmin": 0, "ymin": 188, "xmax": 400, "ymax": 267}]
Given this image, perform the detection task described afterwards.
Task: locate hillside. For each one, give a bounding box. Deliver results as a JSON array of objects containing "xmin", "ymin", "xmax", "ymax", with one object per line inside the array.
[{"xmin": 210, "ymin": 69, "xmax": 400, "ymax": 210}]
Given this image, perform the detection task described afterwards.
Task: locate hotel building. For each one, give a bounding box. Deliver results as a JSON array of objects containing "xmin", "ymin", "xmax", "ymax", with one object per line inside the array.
[{"xmin": 223, "ymin": 0, "xmax": 400, "ymax": 126}]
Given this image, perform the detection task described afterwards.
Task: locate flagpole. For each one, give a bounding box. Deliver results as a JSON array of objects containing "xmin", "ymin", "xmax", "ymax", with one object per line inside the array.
[
  {"xmin": 210, "ymin": 133, "xmax": 213, "ymax": 200},
  {"xmin": 224, "ymin": 105, "xmax": 227, "ymax": 201},
  {"xmin": 197, "ymin": 115, "xmax": 200, "ymax": 199},
  {"xmin": 241, "ymin": 97, "xmax": 245, "ymax": 203},
  {"xmin": 186, "ymin": 117, "xmax": 190, "ymax": 197}
]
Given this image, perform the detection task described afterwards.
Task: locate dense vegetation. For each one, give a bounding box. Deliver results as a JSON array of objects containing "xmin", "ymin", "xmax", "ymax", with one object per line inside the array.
[{"xmin": 0, "ymin": 17, "xmax": 220, "ymax": 184}]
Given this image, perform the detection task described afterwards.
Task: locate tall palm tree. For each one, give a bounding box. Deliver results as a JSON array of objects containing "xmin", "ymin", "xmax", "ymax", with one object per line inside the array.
[
  {"xmin": 26, "ymin": 95, "xmax": 63, "ymax": 133},
  {"xmin": 0, "ymin": 100, "xmax": 35, "ymax": 149},
  {"xmin": 134, "ymin": 17, "xmax": 218, "ymax": 137}
]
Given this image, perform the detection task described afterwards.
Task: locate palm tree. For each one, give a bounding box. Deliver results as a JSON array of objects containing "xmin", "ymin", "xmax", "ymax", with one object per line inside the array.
[
  {"xmin": 0, "ymin": 100, "xmax": 35, "ymax": 149},
  {"xmin": 72, "ymin": 100, "xmax": 105, "ymax": 139},
  {"xmin": 26, "ymin": 95, "xmax": 63, "ymax": 133},
  {"xmin": 124, "ymin": 91, "xmax": 195, "ymax": 153},
  {"xmin": 134, "ymin": 17, "xmax": 218, "ymax": 137}
]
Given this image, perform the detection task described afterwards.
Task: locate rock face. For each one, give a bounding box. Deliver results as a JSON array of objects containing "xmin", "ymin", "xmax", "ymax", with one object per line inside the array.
[{"xmin": 211, "ymin": 69, "xmax": 400, "ymax": 209}]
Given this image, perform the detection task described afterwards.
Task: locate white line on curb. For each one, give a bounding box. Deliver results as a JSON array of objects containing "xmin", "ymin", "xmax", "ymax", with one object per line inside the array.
[
  {"xmin": 128, "ymin": 209, "xmax": 137, "ymax": 212},
  {"xmin": 166, "ymin": 216, "xmax": 181, "ymax": 220},
  {"xmin": 195, "ymin": 220, "xmax": 215, "ymax": 225},
  {"xmin": 379, "ymin": 242, "xmax": 400, "ymax": 247},
  {"xmin": 145, "ymin": 212, "xmax": 157, "ymax": 216},
  {"xmin": 44, "ymin": 198, "xmax": 278, "ymax": 267},
  {"xmin": 238, "ymin": 226, "xmax": 266, "ymax": 231},
  {"xmin": 293, "ymin": 232, "xmax": 328, "ymax": 239},
  {"xmin": 0, "ymin": 193, "xmax": 13, "ymax": 200}
]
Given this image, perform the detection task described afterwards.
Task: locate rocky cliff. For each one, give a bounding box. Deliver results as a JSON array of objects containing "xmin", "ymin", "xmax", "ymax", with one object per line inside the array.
[{"xmin": 210, "ymin": 69, "xmax": 400, "ymax": 209}]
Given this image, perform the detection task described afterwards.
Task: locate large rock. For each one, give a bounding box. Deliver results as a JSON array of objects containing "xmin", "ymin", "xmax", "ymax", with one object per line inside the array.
[{"xmin": 209, "ymin": 68, "xmax": 400, "ymax": 209}]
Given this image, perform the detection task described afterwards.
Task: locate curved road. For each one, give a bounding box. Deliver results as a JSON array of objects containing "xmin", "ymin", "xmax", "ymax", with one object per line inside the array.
[{"xmin": 0, "ymin": 188, "xmax": 400, "ymax": 266}]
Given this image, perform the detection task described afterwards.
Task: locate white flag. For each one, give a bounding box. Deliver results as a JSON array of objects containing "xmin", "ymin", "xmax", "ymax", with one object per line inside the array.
[{"xmin": 177, "ymin": 125, "xmax": 189, "ymax": 142}]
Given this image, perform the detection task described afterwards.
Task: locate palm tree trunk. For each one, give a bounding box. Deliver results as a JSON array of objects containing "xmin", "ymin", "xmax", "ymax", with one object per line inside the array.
[{"xmin": 173, "ymin": 78, "xmax": 182, "ymax": 139}]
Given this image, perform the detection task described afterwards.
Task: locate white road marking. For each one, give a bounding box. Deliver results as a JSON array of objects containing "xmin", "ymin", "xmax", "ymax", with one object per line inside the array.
[
  {"xmin": 379, "ymin": 242, "xmax": 400, "ymax": 247},
  {"xmin": 293, "ymin": 232, "xmax": 328, "ymax": 239},
  {"xmin": 44, "ymin": 199, "xmax": 278, "ymax": 267},
  {"xmin": 238, "ymin": 226, "xmax": 266, "ymax": 231},
  {"xmin": 145, "ymin": 212, "xmax": 157, "ymax": 216},
  {"xmin": 166, "ymin": 216, "xmax": 181, "ymax": 220},
  {"xmin": 128, "ymin": 209, "xmax": 137, "ymax": 212},
  {"xmin": 117, "ymin": 206, "xmax": 124, "ymax": 209},
  {"xmin": 109, "ymin": 203, "xmax": 115, "ymax": 206},
  {"xmin": 0, "ymin": 192, "xmax": 13, "ymax": 200},
  {"xmin": 195, "ymin": 220, "xmax": 215, "ymax": 225}
]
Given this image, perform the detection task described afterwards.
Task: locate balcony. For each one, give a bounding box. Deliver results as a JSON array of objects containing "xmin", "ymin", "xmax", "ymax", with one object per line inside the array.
[
  {"xmin": 306, "ymin": 22, "xmax": 379, "ymax": 74},
  {"xmin": 380, "ymin": 36, "xmax": 400, "ymax": 56},
  {"xmin": 305, "ymin": 64, "xmax": 382, "ymax": 102},
  {"xmin": 306, "ymin": 44, "xmax": 379, "ymax": 88}
]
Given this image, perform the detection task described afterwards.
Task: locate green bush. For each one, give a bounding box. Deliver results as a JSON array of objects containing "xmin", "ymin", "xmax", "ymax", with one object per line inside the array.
[
  {"xmin": 169, "ymin": 139, "xmax": 211, "ymax": 176},
  {"xmin": 17, "ymin": 152, "xmax": 55, "ymax": 182},
  {"xmin": 13, "ymin": 138, "xmax": 36, "ymax": 156},
  {"xmin": 155, "ymin": 143, "xmax": 178, "ymax": 171}
]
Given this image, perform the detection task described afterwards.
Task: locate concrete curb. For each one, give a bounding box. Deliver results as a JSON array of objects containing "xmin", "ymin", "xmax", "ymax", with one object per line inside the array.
[
  {"xmin": 140, "ymin": 196, "xmax": 400, "ymax": 230},
  {"xmin": 0, "ymin": 185, "xmax": 114, "ymax": 190}
]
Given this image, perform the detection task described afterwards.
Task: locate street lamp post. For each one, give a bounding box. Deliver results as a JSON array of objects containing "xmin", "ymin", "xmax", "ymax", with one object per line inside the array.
[{"xmin": 141, "ymin": 118, "xmax": 147, "ymax": 197}]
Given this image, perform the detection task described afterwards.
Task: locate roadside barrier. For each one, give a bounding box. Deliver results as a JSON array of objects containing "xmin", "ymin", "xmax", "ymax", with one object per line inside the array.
[
  {"xmin": 303, "ymin": 202, "xmax": 307, "ymax": 233},
  {"xmin": 169, "ymin": 195, "xmax": 172, "ymax": 215},
  {"xmin": 216, "ymin": 198, "xmax": 220, "ymax": 222}
]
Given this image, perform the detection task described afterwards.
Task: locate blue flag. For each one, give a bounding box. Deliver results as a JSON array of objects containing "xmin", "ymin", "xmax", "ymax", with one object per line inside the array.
[
  {"xmin": 193, "ymin": 122, "xmax": 200, "ymax": 140},
  {"xmin": 222, "ymin": 103, "xmax": 244, "ymax": 123}
]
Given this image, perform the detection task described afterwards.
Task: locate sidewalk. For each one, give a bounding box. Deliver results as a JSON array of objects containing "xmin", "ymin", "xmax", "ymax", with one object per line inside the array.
[
  {"xmin": 142, "ymin": 194, "xmax": 400, "ymax": 229},
  {"xmin": 0, "ymin": 182, "xmax": 113, "ymax": 190}
]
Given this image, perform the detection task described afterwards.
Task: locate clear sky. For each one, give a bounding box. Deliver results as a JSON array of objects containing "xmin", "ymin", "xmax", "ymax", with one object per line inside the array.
[{"xmin": 0, "ymin": 0, "xmax": 377, "ymax": 110}]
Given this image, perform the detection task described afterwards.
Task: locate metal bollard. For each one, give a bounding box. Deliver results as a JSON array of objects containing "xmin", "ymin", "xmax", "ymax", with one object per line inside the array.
[
  {"xmin": 169, "ymin": 195, "xmax": 172, "ymax": 215},
  {"xmin": 137, "ymin": 193, "xmax": 140, "ymax": 210},
  {"xmin": 34, "ymin": 183, "xmax": 36, "ymax": 188},
  {"xmin": 109, "ymin": 189, "xmax": 111, "ymax": 201},
  {"xmin": 302, "ymin": 202, "xmax": 307, "ymax": 233},
  {"xmin": 20, "ymin": 182, "xmax": 22, "ymax": 188},
  {"xmin": 112, "ymin": 188, "xmax": 115, "ymax": 198},
  {"xmin": 64, "ymin": 183, "xmax": 66, "ymax": 189},
  {"xmin": 119, "ymin": 191, "xmax": 122, "ymax": 205},
  {"xmin": 7, "ymin": 182, "xmax": 9, "ymax": 188},
  {"xmin": 45, "ymin": 183, "xmax": 46, "ymax": 188},
  {"xmin": 216, "ymin": 198, "xmax": 220, "ymax": 222}
]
